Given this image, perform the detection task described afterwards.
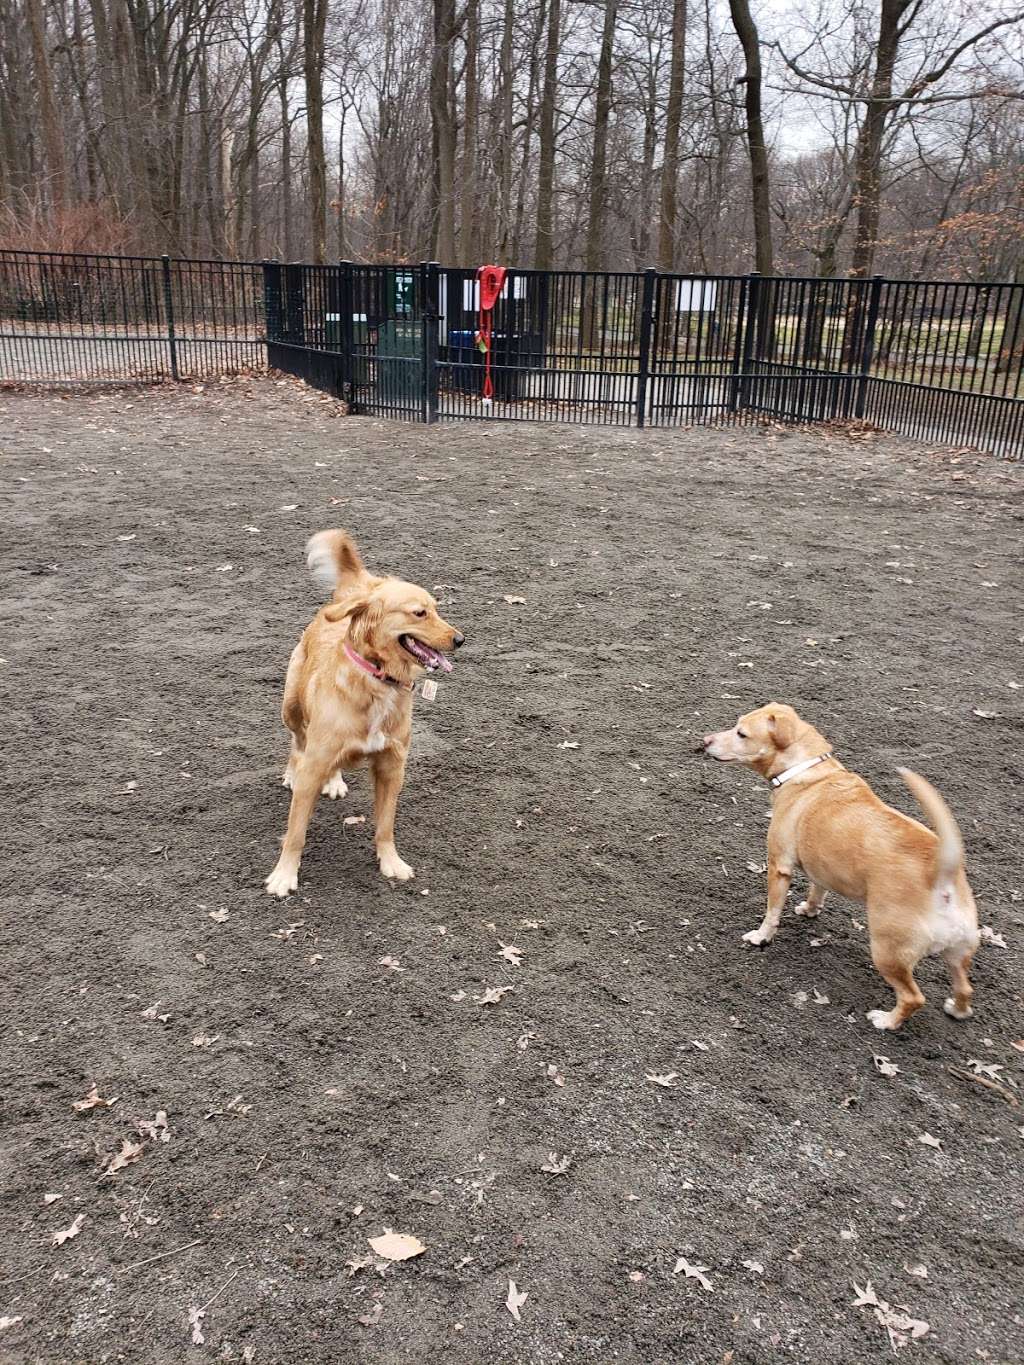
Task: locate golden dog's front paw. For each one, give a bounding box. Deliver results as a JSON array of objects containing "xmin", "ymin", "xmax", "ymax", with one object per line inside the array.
[
  {"xmin": 943, "ymin": 996, "xmax": 973, "ymax": 1021},
  {"xmin": 265, "ymin": 863, "xmax": 299, "ymax": 898},
  {"xmin": 321, "ymin": 773, "xmax": 349, "ymax": 799},
  {"xmin": 378, "ymin": 848, "xmax": 414, "ymax": 881},
  {"xmin": 742, "ymin": 927, "xmax": 774, "ymax": 947},
  {"xmin": 866, "ymin": 1008, "xmax": 900, "ymax": 1031}
]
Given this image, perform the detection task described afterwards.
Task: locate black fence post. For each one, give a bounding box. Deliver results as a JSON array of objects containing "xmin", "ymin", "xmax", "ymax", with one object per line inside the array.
[
  {"xmin": 854, "ymin": 274, "xmax": 884, "ymax": 420},
  {"xmin": 161, "ymin": 254, "xmax": 179, "ymax": 381},
  {"xmin": 422, "ymin": 261, "xmax": 440, "ymax": 424},
  {"xmin": 263, "ymin": 259, "xmax": 282, "ymax": 353},
  {"xmin": 738, "ymin": 271, "xmax": 761, "ymax": 411},
  {"xmin": 635, "ymin": 267, "xmax": 657, "ymax": 429},
  {"xmin": 339, "ymin": 259, "xmax": 355, "ymax": 406}
]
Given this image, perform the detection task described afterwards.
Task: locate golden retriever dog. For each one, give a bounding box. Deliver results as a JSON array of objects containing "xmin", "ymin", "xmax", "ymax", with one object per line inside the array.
[
  {"xmin": 702, "ymin": 703, "xmax": 980, "ymax": 1031},
  {"xmin": 264, "ymin": 530, "xmax": 464, "ymax": 897}
]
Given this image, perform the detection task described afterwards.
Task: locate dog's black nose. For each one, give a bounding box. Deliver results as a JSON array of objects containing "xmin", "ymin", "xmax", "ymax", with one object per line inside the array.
[{"xmin": 452, "ymin": 632, "xmax": 465, "ymax": 648}]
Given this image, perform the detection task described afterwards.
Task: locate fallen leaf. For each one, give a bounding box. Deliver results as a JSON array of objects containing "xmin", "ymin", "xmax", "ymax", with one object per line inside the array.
[
  {"xmin": 42, "ymin": 1193, "xmax": 62, "ymax": 1205},
  {"xmin": 544, "ymin": 1063, "xmax": 566, "ymax": 1087},
  {"xmin": 73, "ymin": 1084, "xmax": 118, "ymax": 1113},
  {"xmin": 188, "ymin": 1306, "xmax": 206, "ymax": 1346},
  {"xmin": 646, "ymin": 1071, "xmax": 678, "ymax": 1088},
  {"xmin": 742, "ymin": 1259, "xmax": 764, "ymax": 1274},
  {"xmin": 498, "ymin": 943, "xmax": 522, "ymax": 967},
  {"xmin": 343, "ymin": 814, "xmax": 366, "ymax": 825},
  {"xmin": 1012, "ymin": 1040, "xmax": 1024, "ymax": 1053},
  {"xmin": 673, "ymin": 1257, "xmax": 713, "ymax": 1292},
  {"xmin": 116, "ymin": 533, "xmax": 136, "ymax": 542},
  {"xmin": 541, "ymin": 1152, "xmax": 571, "ymax": 1175},
  {"xmin": 812, "ymin": 988, "xmax": 830, "ymax": 1005},
  {"xmin": 379, "ymin": 956, "xmax": 404, "ymax": 971},
  {"xmin": 0, "ymin": 1317, "xmax": 24, "ymax": 1331},
  {"xmin": 972, "ymin": 708, "xmax": 998, "ymax": 719},
  {"xmin": 368, "ymin": 1230, "xmax": 426, "ymax": 1262},
  {"xmin": 918, "ymin": 1132, "xmax": 942, "ymax": 1148},
  {"xmin": 137, "ymin": 1112, "xmax": 170, "ymax": 1143},
  {"xmin": 557, "ymin": 740, "xmax": 579, "ymax": 750},
  {"xmin": 208, "ymin": 908, "xmax": 229, "ymax": 923},
  {"xmin": 346, "ymin": 1254, "xmax": 373, "ymax": 1276},
  {"xmin": 502, "ymin": 595, "xmax": 526, "ymax": 605},
  {"xmin": 506, "ymin": 1278, "xmax": 528, "ymax": 1321},
  {"xmin": 191, "ymin": 1034, "xmax": 218, "ymax": 1048},
  {"xmin": 102, "ymin": 1138, "xmax": 145, "ymax": 1176},
  {"xmin": 279, "ymin": 504, "xmax": 298, "ymax": 511},
  {"xmin": 52, "ymin": 1213, "xmax": 85, "ymax": 1246},
  {"xmin": 449, "ymin": 989, "xmax": 467, "ymax": 1002},
  {"xmin": 980, "ymin": 925, "xmax": 1008, "ymax": 948},
  {"xmin": 967, "ymin": 1059, "xmax": 1005, "ymax": 1080},
  {"xmin": 474, "ymin": 986, "xmax": 513, "ymax": 1006},
  {"xmin": 851, "ymin": 1281, "xmax": 881, "ymax": 1309},
  {"xmin": 904, "ymin": 1263, "xmax": 928, "ymax": 1279},
  {"xmin": 873, "ymin": 1054, "xmax": 899, "ymax": 1077},
  {"xmin": 357, "ymin": 1301, "xmax": 383, "ymax": 1326},
  {"xmin": 215, "ymin": 564, "xmax": 233, "ymax": 572}
]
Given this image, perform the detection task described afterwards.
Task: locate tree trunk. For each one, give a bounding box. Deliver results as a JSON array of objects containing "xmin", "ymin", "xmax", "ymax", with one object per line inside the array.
[
  {"xmin": 534, "ymin": 0, "xmax": 560, "ymax": 269},
  {"xmin": 303, "ymin": 0, "xmax": 328, "ymax": 263},
  {"xmin": 337, "ymin": 103, "xmax": 347, "ymax": 259},
  {"xmin": 497, "ymin": 0, "xmax": 515, "ymax": 257},
  {"xmin": 848, "ymin": 0, "xmax": 910, "ymax": 278},
  {"xmin": 657, "ymin": 0, "xmax": 686, "ymax": 272},
  {"xmin": 26, "ymin": 0, "xmax": 68, "ymax": 211},
  {"xmin": 583, "ymin": 0, "xmax": 618, "ymax": 274},
  {"xmin": 279, "ymin": 76, "xmax": 293, "ymax": 259},
  {"xmin": 430, "ymin": 0, "xmax": 459, "ymax": 263},
  {"xmin": 459, "ymin": 0, "xmax": 480, "ymax": 265},
  {"xmin": 727, "ymin": 0, "xmax": 773, "ymax": 276}
]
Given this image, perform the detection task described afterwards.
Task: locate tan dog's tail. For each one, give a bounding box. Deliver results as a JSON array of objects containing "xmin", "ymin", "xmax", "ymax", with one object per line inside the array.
[
  {"xmin": 306, "ymin": 529, "xmax": 366, "ymax": 598},
  {"xmin": 898, "ymin": 767, "xmax": 964, "ymax": 880}
]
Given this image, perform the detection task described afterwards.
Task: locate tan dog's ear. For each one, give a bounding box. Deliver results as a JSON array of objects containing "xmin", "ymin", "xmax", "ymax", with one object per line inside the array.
[
  {"xmin": 766, "ymin": 706, "xmax": 799, "ymax": 750},
  {"xmin": 326, "ymin": 594, "xmax": 384, "ymax": 651}
]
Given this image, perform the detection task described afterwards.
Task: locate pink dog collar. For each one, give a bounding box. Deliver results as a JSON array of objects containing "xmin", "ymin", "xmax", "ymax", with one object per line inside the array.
[{"xmin": 343, "ymin": 641, "xmax": 414, "ymax": 692}]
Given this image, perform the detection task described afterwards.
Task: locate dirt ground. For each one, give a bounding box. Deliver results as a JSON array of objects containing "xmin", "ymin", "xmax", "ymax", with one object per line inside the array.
[{"xmin": 2, "ymin": 379, "xmax": 1023, "ymax": 1365}]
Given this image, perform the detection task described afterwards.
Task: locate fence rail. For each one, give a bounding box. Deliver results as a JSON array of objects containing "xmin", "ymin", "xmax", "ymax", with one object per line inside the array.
[{"xmin": 2, "ymin": 250, "xmax": 1021, "ymax": 457}]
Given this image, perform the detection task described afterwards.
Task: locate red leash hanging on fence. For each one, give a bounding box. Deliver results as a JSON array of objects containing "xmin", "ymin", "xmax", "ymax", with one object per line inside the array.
[{"xmin": 475, "ymin": 265, "xmax": 507, "ymax": 401}]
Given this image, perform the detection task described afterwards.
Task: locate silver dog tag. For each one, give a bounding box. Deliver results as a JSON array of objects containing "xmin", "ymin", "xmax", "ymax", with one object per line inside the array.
[{"xmin": 421, "ymin": 679, "xmax": 438, "ymax": 702}]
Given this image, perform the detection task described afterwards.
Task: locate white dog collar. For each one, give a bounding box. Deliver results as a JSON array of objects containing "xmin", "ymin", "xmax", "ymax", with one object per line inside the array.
[{"xmin": 769, "ymin": 753, "xmax": 833, "ymax": 788}]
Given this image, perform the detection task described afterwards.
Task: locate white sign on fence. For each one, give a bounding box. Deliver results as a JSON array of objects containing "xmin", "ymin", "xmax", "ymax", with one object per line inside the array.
[
  {"xmin": 675, "ymin": 279, "xmax": 717, "ymax": 312},
  {"xmin": 462, "ymin": 275, "xmax": 527, "ymax": 311}
]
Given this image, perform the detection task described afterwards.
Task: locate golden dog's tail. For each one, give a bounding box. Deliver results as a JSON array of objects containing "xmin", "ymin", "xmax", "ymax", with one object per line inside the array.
[
  {"xmin": 306, "ymin": 529, "xmax": 366, "ymax": 598},
  {"xmin": 898, "ymin": 767, "xmax": 965, "ymax": 880}
]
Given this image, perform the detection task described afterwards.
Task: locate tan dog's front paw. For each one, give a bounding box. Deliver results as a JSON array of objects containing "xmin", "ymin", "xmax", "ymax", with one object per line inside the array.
[
  {"xmin": 378, "ymin": 849, "xmax": 414, "ymax": 881},
  {"xmin": 265, "ymin": 863, "xmax": 299, "ymax": 898},
  {"xmin": 866, "ymin": 1008, "xmax": 901, "ymax": 1031},
  {"xmin": 742, "ymin": 927, "xmax": 775, "ymax": 947},
  {"xmin": 321, "ymin": 773, "xmax": 349, "ymax": 799},
  {"xmin": 943, "ymin": 996, "xmax": 973, "ymax": 1021},
  {"xmin": 794, "ymin": 900, "xmax": 821, "ymax": 918}
]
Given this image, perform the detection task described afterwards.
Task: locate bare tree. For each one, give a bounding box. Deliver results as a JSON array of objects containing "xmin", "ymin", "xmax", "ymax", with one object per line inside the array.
[
  {"xmin": 304, "ymin": 0, "xmax": 329, "ymax": 261},
  {"xmin": 727, "ymin": 0, "xmax": 773, "ymax": 274}
]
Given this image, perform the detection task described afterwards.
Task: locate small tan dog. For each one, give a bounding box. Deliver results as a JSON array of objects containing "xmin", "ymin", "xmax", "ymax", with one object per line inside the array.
[
  {"xmin": 702, "ymin": 703, "xmax": 980, "ymax": 1030},
  {"xmin": 265, "ymin": 530, "xmax": 464, "ymax": 897}
]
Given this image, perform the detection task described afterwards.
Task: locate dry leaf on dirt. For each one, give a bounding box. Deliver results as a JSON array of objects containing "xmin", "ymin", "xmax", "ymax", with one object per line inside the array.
[
  {"xmin": 137, "ymin": 1112, "xmax": 170, "ymax": 1143},
  {"xmin": 502, "ymin": 595, "xmax": 526, "ymax": 605},
  {"xmin": 0, "ymin": 1317, "xmax": 24, "ymax": 1331},
  {"xmin": 343, "ymin": 815, "xmax": 366, "ymax": 825},
  {"xmin": 379, "ymin": 956, "xmax": 404, "ymax": 971},
  {"xmin": 209, "ymin": 908, "xmax": 229, "ymax": 923},
  {"xmin": 506, "ymin": 1279, "xmax": 528, "ymax": 1321},
  {"xmin": 73, "ymin": 1084, "xmax": 118, "ymax": 1112},
  {"xmin": 918, "ymin": 1132, "xmax": 942, "ymax": 1148},
  {"xmin": 904, "ymin": 1264, "xmax": 929, "ymax": 1279},
  {"xmin": 544, "ymin": 1063, "xmax": 566, "ymax": 1087},
  {"xmin": 646, "ymin": 1071, "xmax": 678, "ymax": 1088},
  {"xmin": 742, "ymin": 1260, "xmax": 764, "ymax": 1274},
  {"xmin": 673, "ymin": 1258, "xmax": 713, "ymax": 1292},
  {"xmin": 449, "ymin": 990, "xmax": 467, "ymax": 1002},
  {"xmin": 498, "ymin": 943, "xmax": 522, "ymax": 967},
  {"xmin": 191, "ymin": 1033, "xmax": 218, "ymax": 1048},
  {"xmin": 52, "ymin": 1213, "xmax": 85, "ymax": 1247},
  {"xmin": 873, "ymin": 1054, "xmax": 899, "ymax": 1077},
  {"xmin": 357, "ymin": 1300, "xmax": 384, "ymax": 1326},
  {"xmin": 557, "ymin": 740, "xmax": 579, "ymax": 749},
  {"xmin": 474, "ymin": 986, "xmax": 513, "ymax": 1006},
  {"xmin": 972, "ymin": 708, "xmax": 998, "ymax": 719},
  {"xmin": 980, "ymin": 925, "xmax": 1008, "ymax": 948},
  {"xmin": 368, "ymin": 1230, "xmax": 426, "ymax": 1261},
  {"xmin": 188, "ymin": 1306, "xmax": 206, "ymax": 1345},
  {"xmin": 140, "ymin": 1002, "xmax": 171, "ymax": 1022},
  {"xmin": 346, "ymin": 1254, "xmax": 373, "ymax": 1277},
  {"xmin": 812, "ymin": 988, "xmax": 830, "ymax": 1005},
  {"xmin": 42, "ymin": 1193, "xmax": 61, "ymax": 1205},
  {"xmin": 967, "ymin": 1059, "xmax": 1006, "ymax": 1080},
  {"xmin": 851, "ymin": 1280, "xmax": 929, "ymax": 1348},
  {"xmin": 102, "ymin": 1137, "xmax": 145, "ymax": 1176},
  {"xmin": 541, "ymin": 1152, "xmax": 571, "ymax": 1175}
]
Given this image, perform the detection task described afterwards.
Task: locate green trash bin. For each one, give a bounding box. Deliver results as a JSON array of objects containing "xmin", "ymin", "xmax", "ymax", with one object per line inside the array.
[{"xmin": 377, "ymin": 320, "xmax": 423, "ymax": 407}]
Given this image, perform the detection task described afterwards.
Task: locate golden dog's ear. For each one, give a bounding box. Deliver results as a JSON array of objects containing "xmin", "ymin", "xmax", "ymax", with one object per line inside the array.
[
  {"xmin": 766, "ymin": 705, "xmax": 799, "ymax": 750},
  {"xmin": 325, "ymin": 594, "xmax": 384, "ymax": 650}
]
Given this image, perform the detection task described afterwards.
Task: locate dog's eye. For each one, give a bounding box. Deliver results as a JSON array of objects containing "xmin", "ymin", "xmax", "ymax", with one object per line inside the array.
[
  {"xmin": 412, "ymin": 608, "xmax": 427, "ymax": 618},
  {"xmin": 736, "ymin": 729, "xmax": 748, "ymax": 739}
]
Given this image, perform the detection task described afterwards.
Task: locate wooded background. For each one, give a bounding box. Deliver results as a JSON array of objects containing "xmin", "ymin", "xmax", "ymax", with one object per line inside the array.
[{"xmin": 1, "ymin": 0, "xmax": 1022, "ymax": 279}]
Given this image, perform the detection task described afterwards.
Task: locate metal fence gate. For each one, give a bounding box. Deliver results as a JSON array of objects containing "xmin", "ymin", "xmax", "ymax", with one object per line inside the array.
[{"xmin": 2, "ymin": 250, "xmax": 1022, "ymax": 458}]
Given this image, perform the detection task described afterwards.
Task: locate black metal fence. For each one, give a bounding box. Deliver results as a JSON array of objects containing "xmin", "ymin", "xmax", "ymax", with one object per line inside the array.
[{"xmin": 3, "ymin": 250, "xmax": 1022, "ymax": 458}]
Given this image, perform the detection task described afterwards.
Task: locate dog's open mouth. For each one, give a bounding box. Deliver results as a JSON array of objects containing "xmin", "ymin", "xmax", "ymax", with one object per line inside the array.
[{"xmin": 399, "ymin": 634, "xmax": 453, "ymax": 673}]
